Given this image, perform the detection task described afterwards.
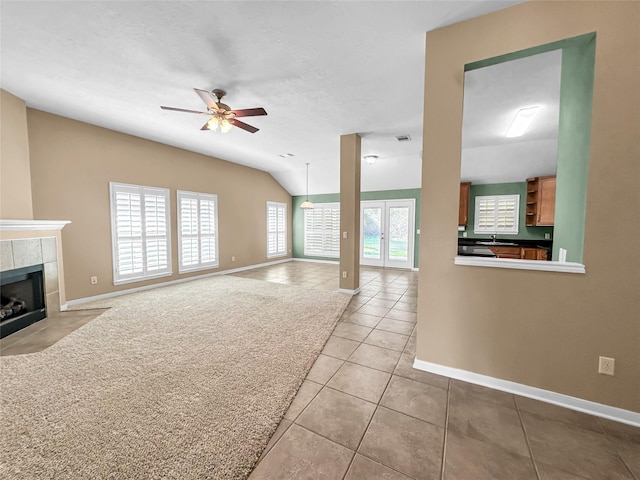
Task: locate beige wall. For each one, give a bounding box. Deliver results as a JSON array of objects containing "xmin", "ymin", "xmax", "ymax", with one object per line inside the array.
[
  {"xmin": 419, "ymin": 1, "xmax": 639, "ymax": 411},
  {"xmin": 1, "ymin": 89, "xmax": 34, "ymax": 219},
  {"xmin": 27, "ymin": 109, "xmax": 292, "ymax": 301},
  {"xmin": 339, "ymin": 133, "xmax": 361, "ymax": 291}
]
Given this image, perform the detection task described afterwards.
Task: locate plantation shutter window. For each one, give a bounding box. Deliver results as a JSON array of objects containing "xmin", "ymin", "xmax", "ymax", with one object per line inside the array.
[
  {"xmin": 304, "ymin": 203, "xmax": 340, "ymax": 258},
  {"xmin": 474, "ymin": 194, "xmax": 520, "ymax": 234},
  {"xmin": 177, "ymin": 191, "xmax": 219, "ymax": 273},
  {"xmin": 267, "ymin": 202, "xmax": 287, "ymax": 258},
  {"xmin": 110, "ymin": 183, "xmax": 172, "ymax": 285}
]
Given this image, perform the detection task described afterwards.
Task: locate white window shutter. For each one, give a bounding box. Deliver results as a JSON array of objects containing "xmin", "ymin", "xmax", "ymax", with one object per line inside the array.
[
  {"xmin": 267, "ymin": 202, "xmax": 287, "ymax": 258},
  {"xmin": 304, "ymin": 203, "xmax": 340, "ymax": 258},
  {"xmin": 177, "ymin": 191, "xmax": 219, "ymax": 273},
  {"xmin": 474, "ymin": 194, "xmax": 520, "ymax": 235},
  {"xmin": 110, "ymin": 183, "xmax": 171, "ymax": 284}
]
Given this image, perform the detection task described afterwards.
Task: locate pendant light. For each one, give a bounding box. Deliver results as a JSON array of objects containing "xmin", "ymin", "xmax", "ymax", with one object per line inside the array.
[{"xmin": 300, "ymin": 163, "xmax": 314, "ymax": 209}]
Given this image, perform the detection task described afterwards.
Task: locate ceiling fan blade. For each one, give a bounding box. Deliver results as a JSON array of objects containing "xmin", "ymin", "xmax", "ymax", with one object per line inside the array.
[
  {"xmin": 231, "ymin": 107, "xmax": 268, "ymax": 118},
  {"xmin": 231, "ymin": 119, "xmax": 259, "ymax": 133},
  {"xmin": 161, "ymin": 106, "xmax": 209, "ymax": 114},
  {"xmin": 200, "ymin": 121, "xmax": 211, "ymax": 131},
  {"xmin": 194, "ymin": 88, "xmax": 219, "ymax": 111}
]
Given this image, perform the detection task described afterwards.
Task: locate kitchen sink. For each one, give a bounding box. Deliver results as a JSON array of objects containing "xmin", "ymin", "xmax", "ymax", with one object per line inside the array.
[{"xmin": 477, "ymin": 241, "xmax": 518, "ymax": 246}]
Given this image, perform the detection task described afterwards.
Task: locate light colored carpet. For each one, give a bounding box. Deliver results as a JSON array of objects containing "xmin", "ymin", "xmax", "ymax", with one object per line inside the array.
[{"xmin": 0, "ymin": 275, "xmax": 350, "ymax": 479}]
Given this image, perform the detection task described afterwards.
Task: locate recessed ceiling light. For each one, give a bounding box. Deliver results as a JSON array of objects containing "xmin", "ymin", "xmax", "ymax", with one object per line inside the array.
[
  {"xmin": 279, "ymin": 153, "xmax": 295, "ymax": 158},
  {"xmin": 363, "ymin": 155, "xmax": 378, "ymax": 165},
  {"xmin": 395, "ymin": 135, "xmax": 411, "ymax": 142},
  {"xmin": 505, "ymin": 106, "xmax": 541, "ymax": 138}
]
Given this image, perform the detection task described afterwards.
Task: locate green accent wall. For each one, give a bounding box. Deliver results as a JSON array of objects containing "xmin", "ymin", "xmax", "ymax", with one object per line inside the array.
[
  {"xmin": 465, "ymin": 32, "xmax": 595, "ymax": 262},
  {"xmin": 553, "ymin": 34, "xmax": 596, "ymax": 263},
  {"xmin": 292, "ymin": 188, "xmax": 421, "ymax": 268},
  {"xmin": 459, "ymin": 182, "xmax": 554, "ymax": 240}
]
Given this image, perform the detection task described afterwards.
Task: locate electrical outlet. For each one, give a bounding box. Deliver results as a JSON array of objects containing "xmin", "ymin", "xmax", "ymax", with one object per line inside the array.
[
  {"xmin": 462, "ymin": 232, "xmax": 468, "ymax": 238},
  {"xmin": 342, "ymin": 231, "xmax": 348, "ymax": 239},
  {"xmin": 598, "ymin": 356, "xmax": 615, "ymax": 376},
  {"xmin": 545, "ymin": 233, "xmax": 551, "ymax": 240},
  {"xmin": 231, "ymin": 256, "xmax": 235, "ymax": 262},
  {"xmin": 90, "ymin": 276, "xmax": 98, "ymax": 285},
  {"xmin": 342, "ymin": 271, "xmax": 347, "ymax": 279}
]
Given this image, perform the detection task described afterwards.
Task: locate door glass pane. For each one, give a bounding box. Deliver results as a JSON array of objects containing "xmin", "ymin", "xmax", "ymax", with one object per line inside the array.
[
  {"xmin": 388, "ymin": 207, "xmax": 409, "ymax": 261},
  {"xmin": 363, "ymin": 207, "xmax": 382, "ymax": 259}
]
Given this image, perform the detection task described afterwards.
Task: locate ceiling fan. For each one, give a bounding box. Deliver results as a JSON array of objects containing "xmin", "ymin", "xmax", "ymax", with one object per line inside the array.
[{"xmin": 160, "ymin": 88, "xmax": 267, "ymax": 133}]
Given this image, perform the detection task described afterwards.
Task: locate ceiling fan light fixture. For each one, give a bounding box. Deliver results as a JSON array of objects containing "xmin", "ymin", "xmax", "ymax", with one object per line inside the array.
[
  {"xmin": 220, "ymin": 118, "xmax": 233, "ymax": 133},
  {"xmin": 364, "ymin": 155, "xmax": 378, "ymax": 165},
  {"xmin": 162, "ymin": 88, "xmax": 267, "ymax": 134},
  {"xmin": 206, "ymin": 117, "xmax": 220, "ymax": 130},
  {"xmin": 505, "ymin": 106, "xmax": 541, "ymax": 138}
]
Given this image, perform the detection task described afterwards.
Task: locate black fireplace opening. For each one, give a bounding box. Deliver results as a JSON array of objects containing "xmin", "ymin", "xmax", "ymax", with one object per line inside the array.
[{"xmin": 0, "ymin": 264, "xmax": 46, "ymax": 339}]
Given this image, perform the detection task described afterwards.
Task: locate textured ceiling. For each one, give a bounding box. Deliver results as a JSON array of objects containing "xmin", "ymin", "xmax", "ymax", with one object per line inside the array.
[{"xmin": 1, "ymin": 1, "xmax": 523, "ymax": 195}]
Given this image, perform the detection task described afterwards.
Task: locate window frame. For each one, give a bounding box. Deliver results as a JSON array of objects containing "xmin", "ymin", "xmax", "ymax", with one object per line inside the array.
[
  {"xmin": 473, "ymin": 194, "xmax": 520, "ymax": 235},
  {"xmin": 177, "ymin": 190, "xmax": 219, "ymax": 274},
  {"xmin": 266, "ymin": 201, "xmax": 288, "ymax": 259},
  {"xmin": 109, "ymin": 182, "xmax": 172, "ymax": 285},
  {"xmin": 303, "ymin": 202, "xmax": 341, "ymax": 258}
]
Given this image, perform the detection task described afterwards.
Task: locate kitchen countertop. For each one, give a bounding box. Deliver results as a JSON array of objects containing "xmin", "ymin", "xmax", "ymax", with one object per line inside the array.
[
  {"xmin": 458, "ymin": 238, "xmax": 553, "ymax": 249},
  {"xmin": 457, "ymin": 245, "xmax": 496, "ymax": 257},
  {"xmin": 457, "ymin": 238, "xmax": 553, "ymax": 259}
]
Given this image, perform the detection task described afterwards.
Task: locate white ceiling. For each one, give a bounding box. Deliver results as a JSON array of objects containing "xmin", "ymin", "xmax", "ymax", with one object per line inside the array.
[
  {"xmin": 1, "ymin": 0, "xmax": 524, "ymax": 195},
  {"xmin": 461, "ymin": 49, "xmax": 562, "ymax": 184}
]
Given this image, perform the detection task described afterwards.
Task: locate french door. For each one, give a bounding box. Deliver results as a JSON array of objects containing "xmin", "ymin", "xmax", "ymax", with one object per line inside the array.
[{"xmin": 360, "ymin": 199, "xmax": 415, "ymax": 269}]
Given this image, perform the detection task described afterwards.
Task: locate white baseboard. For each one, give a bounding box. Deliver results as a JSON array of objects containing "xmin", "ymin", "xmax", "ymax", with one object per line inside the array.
[
  {"xmin": 292, "ymin": 258, "xmax": 339, "ymax": 264},
  {"xmin": 338, "ymin": 288, "xmax": 360, "ymax": 295},
  {"xmin": 65, "ymin": 258, "xmax": 293, "ymax": 307},
  {"xmin": 413, "ymin": 358, "xmax": 640, "ymax": 427}
]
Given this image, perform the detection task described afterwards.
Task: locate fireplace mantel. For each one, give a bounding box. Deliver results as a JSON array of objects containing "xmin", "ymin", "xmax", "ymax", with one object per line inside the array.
[{"xmin": 0, "ymin": 220, "xmax": 71, "ymax": 231}]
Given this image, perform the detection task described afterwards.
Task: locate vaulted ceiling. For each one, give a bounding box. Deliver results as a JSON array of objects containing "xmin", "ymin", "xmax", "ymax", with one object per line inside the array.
[{"xmin": 1, "ymin": 1, "xmax": 524, "ymax": 195}]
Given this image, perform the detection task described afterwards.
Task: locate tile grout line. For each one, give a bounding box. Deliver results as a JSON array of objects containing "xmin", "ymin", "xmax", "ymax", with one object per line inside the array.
[
  {"xmin": 341, "ymin": 341, "xmax": 410, "ymax": 480},
  {"xmin": 514, "ymin": 397, "xmax": 542, "ymax": 480},
  {"xmin": 439, "ymin": 378, "xmax": 452, "ymax": 480},
  {"xmin": 599, "ymin": 427, "xmax": 638, "ymax": 480}
]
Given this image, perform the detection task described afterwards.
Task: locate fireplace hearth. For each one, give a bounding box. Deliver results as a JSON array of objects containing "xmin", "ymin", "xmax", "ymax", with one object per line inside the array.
[{"xmin": 0, "ymin": 264, "xmax": 46, "ymax": 338}]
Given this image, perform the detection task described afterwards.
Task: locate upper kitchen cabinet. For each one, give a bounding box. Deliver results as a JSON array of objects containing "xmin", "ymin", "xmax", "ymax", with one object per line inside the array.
[
  {"xmin": 526, "ymin": 176, "xmax": 556, "ymax": 226},
  {"xmin": 459, "ymin": 182, "xmax": 471, "ymax": 226}
]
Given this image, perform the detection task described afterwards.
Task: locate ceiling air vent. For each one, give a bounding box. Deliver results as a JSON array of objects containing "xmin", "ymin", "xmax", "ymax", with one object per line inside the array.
[{"xmin": 395, "ymin": 134, "xmax": 411, "ymax": 142}]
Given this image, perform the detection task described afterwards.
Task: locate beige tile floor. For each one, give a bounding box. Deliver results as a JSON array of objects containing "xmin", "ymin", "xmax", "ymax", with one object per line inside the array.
[
  {"xmin": 236, "ymin": 262, "xmax": 640, "ymax": 480},
  {"xmin": 2, "ymin": 262, "xmax": 638, "ymax": 479},
  {"xmin": 0, "ymin": 308, "xmax": 106, "ymax": 356}
]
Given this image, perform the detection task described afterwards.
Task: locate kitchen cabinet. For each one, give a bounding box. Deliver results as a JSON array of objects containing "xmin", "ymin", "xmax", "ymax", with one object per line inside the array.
[
  {"xmin": 526, "ymin": 176, "xmax": 556, "ymax": 226},
  {"xmin": 489, "ymin": 246, "xmax": 521, "ymax": 259},
  {"xmin": 520, "ymin": 247, "xmax": 548, "ymax": 261},
  {"xmin": 459, "ymin": 182, "xmax": 471, "ymax": 226},
  {"xmin": 490, "ymin": 246, "xmax": 548, "ymax": 260}
]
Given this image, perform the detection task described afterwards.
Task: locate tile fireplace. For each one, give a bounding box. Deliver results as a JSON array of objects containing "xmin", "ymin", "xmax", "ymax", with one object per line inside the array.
[{"xmin": 0, "ymin": 219, "xmax": 70, "ymax": 338}]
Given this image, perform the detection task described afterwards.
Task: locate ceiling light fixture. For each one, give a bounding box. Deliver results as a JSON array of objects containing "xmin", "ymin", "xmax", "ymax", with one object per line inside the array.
[
  {"xmin": 300, "ymin": 163, "xmax": 314, "ymax": 209},
  {"xmin": 505, "ymin": 106, "xmax": 541, "ymax": 138},
  {"xmin": 363, "ymin": 155, "xmax": 378, "ymax": 165},
  {"xmin": 206, "ymin": 113, "xmax": 233, "ymax": 134}
]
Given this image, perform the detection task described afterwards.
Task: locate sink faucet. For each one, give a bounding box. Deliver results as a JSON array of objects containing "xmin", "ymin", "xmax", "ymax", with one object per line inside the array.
[{"xmin": 491, "ymin": 234, "xmax": 497, "ymax": 242}]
